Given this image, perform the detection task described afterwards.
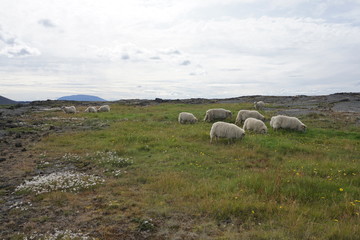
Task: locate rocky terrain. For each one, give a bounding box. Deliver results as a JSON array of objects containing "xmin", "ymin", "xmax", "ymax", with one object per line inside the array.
[{"xmin": 0, "ymin": 93, "xmax": 359, "ymax": 239}]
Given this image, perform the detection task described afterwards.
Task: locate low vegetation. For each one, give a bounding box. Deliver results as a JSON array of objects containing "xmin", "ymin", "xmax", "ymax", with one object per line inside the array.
[{"xmin": 7, "ymin": 102, "xmax": 360, "ymax": 239}]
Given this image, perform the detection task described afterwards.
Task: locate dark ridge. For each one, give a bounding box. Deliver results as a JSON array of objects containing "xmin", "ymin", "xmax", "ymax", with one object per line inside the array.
[{"xmin": 0, "ymin": 96, "xmax": 17, "ymax": 105}]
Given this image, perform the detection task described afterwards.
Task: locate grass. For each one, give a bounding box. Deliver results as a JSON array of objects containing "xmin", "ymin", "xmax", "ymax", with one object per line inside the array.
[{"xmin": 20, "ymin": 103, "xmax": 360, "ymax": 239}]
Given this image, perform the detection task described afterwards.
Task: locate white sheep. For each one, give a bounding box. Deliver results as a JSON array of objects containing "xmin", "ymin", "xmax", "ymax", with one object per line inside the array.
[
  {"xmin": 62, "ymin": 106, "xmax": 76, "ymax": 114},
  {"xmin": 235, "ymin": 110, "xmax": 265, "ymax": 125},
  {"xmin": 178, "ymin": 112, "xmax": 198, "ymax": 124},
  {"xmin": 85, "ymin": 106, "xmax": 97, "ymax": 113},
  {"xmin": 243, "ymin": 117, "xmax": 268, "ymax": 134},
  {"xmin": 204, "ymin": 108, "xmax": 232, "ymax": 122},
  {"xmin": 254, "ymin": 101, "xmax": 265, "ymax": 110},
  {"xmin": 210, "ymin": 121, "xmax": 245, "ymax": 143},
  {"xmin": 98, "ymin": 105, "xmax": 110, "ymax": 112},
  {"xmin": 270, "ymin": 115, "xmax": 307, "ymax": 132}
]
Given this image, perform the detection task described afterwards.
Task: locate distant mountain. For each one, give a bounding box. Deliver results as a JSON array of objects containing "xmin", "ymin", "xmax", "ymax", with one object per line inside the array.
[
  {"xmin": 57, "ymin": 95, "xmax": 107, "ymax": 102},
  {"xmin": 0, "ymin": 95, "xmax": 17, "ymax": 105}
]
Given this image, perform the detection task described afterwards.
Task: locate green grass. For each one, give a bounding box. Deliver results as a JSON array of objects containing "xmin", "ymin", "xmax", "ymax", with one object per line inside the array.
[{"xmin": 31, "ymin": 103, "xmax": 360, "ymax": 239}]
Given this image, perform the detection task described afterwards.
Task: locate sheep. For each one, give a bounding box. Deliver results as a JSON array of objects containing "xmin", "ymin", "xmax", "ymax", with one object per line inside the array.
[
  {"xmin": 98, "ymin": 105, "xmax": 110, "ymax": 112},
  {"xmin": 204, "ymin": 108, "xmax": 232, "ymax": 122},
  {"xmin": 235, "ymin": 110, "xmax": 265, "ymax": 125},
  {"xmin": 270, "ymin": 115, "xmax": 307, "ymax": 132},
  {"xmin": 62, "ymin": 106, "xmax": 76, "ymax": 114},
  {"xmin": 254, "ymin": 101, "xmax": 265, "ymax": 110},
  {"xmin": 210, "ymin": 121, "xmax": 245, "ymax": 144},
  {"xmin": 85, "ymin": 106, "xmax": 97, "ymax": 113},
  {"xmin": 243, "ymin": 117, "xmax": 268, "ymax": 134},
  {"xmin": 178, "ymin": 112, "xmax": 198, "ymax": 124}
]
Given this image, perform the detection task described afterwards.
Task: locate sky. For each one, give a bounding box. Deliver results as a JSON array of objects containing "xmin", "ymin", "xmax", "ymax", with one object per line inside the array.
[{"xmin": 1, "ymin": 0, "xmax": 360, "ymax": 101}]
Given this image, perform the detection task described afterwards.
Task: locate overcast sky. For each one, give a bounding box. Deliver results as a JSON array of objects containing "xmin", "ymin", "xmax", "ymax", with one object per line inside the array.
[{"xmin": 1, "ymin": 0, "xmax": 360, "ymax": 101}]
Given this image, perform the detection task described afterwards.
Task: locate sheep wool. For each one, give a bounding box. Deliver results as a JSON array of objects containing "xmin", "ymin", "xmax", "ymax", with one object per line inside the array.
[
  {"xmin": 98, "ymin": 105, "xmax": 110, "ymax": 112},
  {"xmin": 270, "ymin": 115, "xmax": 307, "ymax": 132},
  {"xmin": 178, "ymin": 112, "xmax": 198, "ymax": 124},
  {"xmin": 85, "ymin": 106, "xmax": 97, "ymax": 113},
  {"xmin": 235, "ymin": 110, "xmax": 265, "ymax": 125},
  {"xmin": 254, "ymin": 101, "xmax": 265, "ymax": 110},
  {"xmin": 62, "ymin": 106, "xmax": 76, "ymax": 114},
  {"xmin": 243, "ymin": 117, "xmax": 268, "ymax": 134},
  {"xmin": 210, "ymin": 121, "xmax": 245, "ymax": 143},
  {"xmin": 204, "ymin": 108, "xmax": 232, "ymax": 122}
]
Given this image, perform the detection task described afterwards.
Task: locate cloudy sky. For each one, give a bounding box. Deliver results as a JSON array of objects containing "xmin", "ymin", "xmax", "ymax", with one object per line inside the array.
[{"xmin": 1, "ymin": 0, "xmax": 360, "ymax": 101}]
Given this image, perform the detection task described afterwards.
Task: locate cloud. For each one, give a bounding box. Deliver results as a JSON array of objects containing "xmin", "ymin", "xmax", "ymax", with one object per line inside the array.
[
  {"xmin": 159, "ymin": 48, "xmax": 181, "ymax": 55},
  {"xmin": 92, "ymin": 43, "xmax": 194, "ymax": 67},
  {"xmin": 0, "ymin": 45, "xmax": 40, "ymax": 58},
  {"xmin": 180, "ymin": 60, "xmax": 191, "ymax": 65},
  {"xmin": 0, "ymin": 27, "xmax": 41, "ymax": 58},
  {"xmin": 1, "ymin": 0, "xmax": 360, "ymax": 100},
  {"xmin": 38, "ymin": 19, "xmax": 56, "ymax": 28},
  {"xmin": 121, "ymin": 53, "xmax": 130, "ymax": 60}
]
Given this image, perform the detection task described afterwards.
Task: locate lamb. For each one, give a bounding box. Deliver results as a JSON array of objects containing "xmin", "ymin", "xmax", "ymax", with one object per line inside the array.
[
  {"xmin": 178, "ymin": 112, "xmax": 198, "ymax": 124},
  {"xmin": 204, "ymin": 108, "xmax": 232, "ymax": 122},
  {"xmin": 270, "ymin": 115, "xmax": 307, "ymax": 132},
  {"xmin": 243, "ymin": 117, "xmax": 268, "ymax": 134},
  {"xmin": 210, "ymin": 121, "xmax": 245, "ymax": 143},
  {"xmin": 98, "ymin": 105, "xmax": 110, "ymax": 112},
  {"xmin": 235, "ymin": 110, "xmax": 265, "ymax": 125},
  {"xmin": 62, "ymin": 106, "xmax": 76, "ymax": 114},
  {"xmin": 254, "ymin": 101, "xmax": 265, "ymax": 110},
  {"xmin": 85, "ymin": 106, "xmax": 97, "ymax": 113}
]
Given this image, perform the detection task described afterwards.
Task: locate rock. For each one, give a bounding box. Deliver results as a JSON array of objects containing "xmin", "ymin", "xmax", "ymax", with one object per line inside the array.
[
  {"xmin": 0, "ymin": 158, "xmax": 6, "ymax": 162},
  {"xmin": 15, "ymin": 142, "xmax": 22, "ymax": 148}
]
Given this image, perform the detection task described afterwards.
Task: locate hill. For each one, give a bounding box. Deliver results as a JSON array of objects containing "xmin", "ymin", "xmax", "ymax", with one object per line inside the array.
[
  {"xmin": 0, "ymin": 95, "xmax": 17, "ymax": 105},
  {"xmin": 57, "ymin": 94, "xmax": 106, "ymax": 101}
]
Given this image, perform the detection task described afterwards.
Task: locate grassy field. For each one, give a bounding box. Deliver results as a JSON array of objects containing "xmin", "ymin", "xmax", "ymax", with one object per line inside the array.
[{"xmin": 12, "ymin": 102, "xmax": 360, "ymax": 239}]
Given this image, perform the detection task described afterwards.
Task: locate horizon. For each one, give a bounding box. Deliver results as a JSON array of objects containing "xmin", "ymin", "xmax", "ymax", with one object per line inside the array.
[
  {"xmin": 2, "ymin": 92, "xmax": 359, "ymax": 103},
  {"xmin": 1, "ymin": 1, "xmax": 360, "ymax": 101}
]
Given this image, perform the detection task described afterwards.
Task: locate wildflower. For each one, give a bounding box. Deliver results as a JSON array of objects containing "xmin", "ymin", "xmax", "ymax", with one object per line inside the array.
[
  {"xmin": 15, "ymin": 171, "xmax": 104, "ymax": 195},
  {"xmin": 94, "ymin": 151, "xmax": 132, "ymax": 167},
  {"xmin": 251, "ymin": 210, "xmax": 255, "ymax": 214},
  {"xmin": 333, "ymin": 219, "xmax": 339, "ymax": 222},
  {"xmin": 350, "ymin": 202, "xmax": 356, "ymax": 206},
  {"xmin": 355, "ymin": 200, "xmax": 360, "ymax": 203},
  {"xmin": 339, "ymin": 188, "xmax": 344, "ymax": 192},
  {"xmin": 279, "ymin": 206, "xmax": 283, "ymax": 209}
]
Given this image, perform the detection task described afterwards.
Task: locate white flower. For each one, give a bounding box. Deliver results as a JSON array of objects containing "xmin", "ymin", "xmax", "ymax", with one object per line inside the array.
[{"xmin": 15, "ymin": 171, "xmax": 104, "ymax": 195}]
